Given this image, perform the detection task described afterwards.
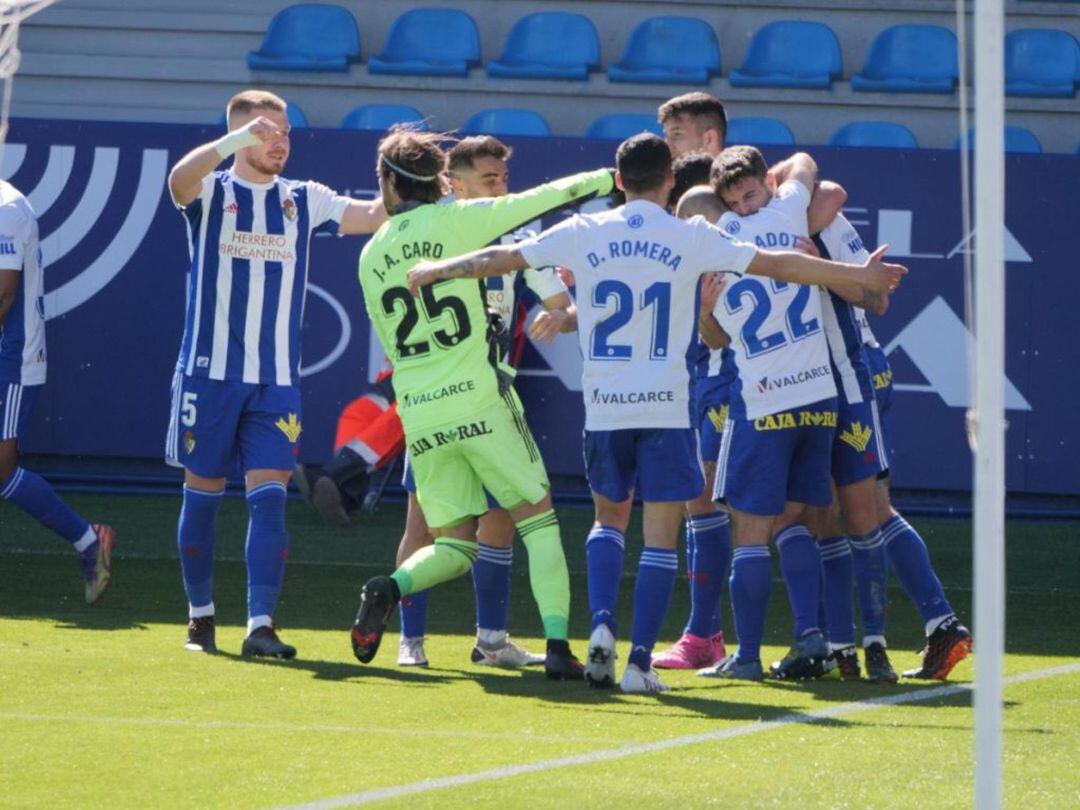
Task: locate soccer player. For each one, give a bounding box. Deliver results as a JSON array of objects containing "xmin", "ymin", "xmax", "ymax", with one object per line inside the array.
[
  {"xmin": 349, "ymin": 129, "xmax": 616, "ymax": 680},
  {"xmin": 696, "ymin": 146, "xmax": 879, "ymax": 680},
  {"xmin": 393, "ymin": 135, "xmax": 577, "ymax": 668},
  {"xmin": 652, "ymin": 92, "xmax": 848, "ymax": 671},
  {"xmin": 407, "ymin": 133, "xmax": 904, "ymax": 692},
  {"xmin": 0, "ymin": 179, "xmax": 116, "ymax": 602},
  {"xmin": 166, "ymin": 89, "xmax": 388, "ymax": 658},
  {"xmin": 806, "ymin": 218, "xmax": 972, "ymax": 681}
]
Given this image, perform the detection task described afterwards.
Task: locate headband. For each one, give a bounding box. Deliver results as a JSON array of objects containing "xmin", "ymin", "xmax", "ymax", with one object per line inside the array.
[{"xmin": 380, "ymin": 154, "xmax": 439, "ymax": 183}]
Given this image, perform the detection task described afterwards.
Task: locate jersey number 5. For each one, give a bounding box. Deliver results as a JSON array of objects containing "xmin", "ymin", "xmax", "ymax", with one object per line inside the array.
[
  {"xmin": 590, "ymin": 279, "xmax": 671, "ymax": 361},
  {"xmin": 381, "ymin": 282, "xmax": 472, "ymax": 359}
]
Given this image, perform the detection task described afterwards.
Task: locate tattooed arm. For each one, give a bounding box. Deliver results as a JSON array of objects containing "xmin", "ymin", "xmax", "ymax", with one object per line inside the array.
[{"xmin": 407, "ymin": 245, "xmax": 527, "ymax": 296}]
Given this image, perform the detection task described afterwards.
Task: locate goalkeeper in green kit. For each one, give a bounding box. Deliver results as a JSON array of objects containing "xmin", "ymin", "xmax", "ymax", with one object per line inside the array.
[{"xmin": 350, "ymin": 129, "xmax": 615, "ymax": 680}]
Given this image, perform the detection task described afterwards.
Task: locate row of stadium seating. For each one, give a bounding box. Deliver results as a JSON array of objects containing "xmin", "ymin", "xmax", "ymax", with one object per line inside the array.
[
  {"xmin": 260, "ymin": 102, "xmax": 1070, "ymax": 154},
  {"xmin": 247, "ymin": 5, "xmax": 1080, "ymax": 98}
]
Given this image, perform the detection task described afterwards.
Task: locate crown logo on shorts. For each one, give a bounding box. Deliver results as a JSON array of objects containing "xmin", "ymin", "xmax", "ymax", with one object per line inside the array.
[
  {"xmin": 183, "ymin": 430, "xmax": 196, "ymax": 454},
  {"xmin": 275, "ymin": 413, "xmax": 302, "ymax": 443},
  {"xmin": 839, "ymin": 421, "xmax": 873, "ymax": 453}
]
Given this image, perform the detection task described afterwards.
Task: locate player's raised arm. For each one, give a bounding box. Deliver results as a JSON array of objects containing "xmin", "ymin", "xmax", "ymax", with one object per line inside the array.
[
  {"xmin": 454, "ymin": 168, "xmax": 614, "ymax": 247},
  {"xmin": 407, "ymin": 245, "xmax": 528, "ymax": 295},
  {"xmin": 769, "ymin": 153, "xmax": 847, "ymax": 235},
  {"xmin": 747, "ymin": 243, "xmax": 905, "ymax": 300},
  {"xmin": 338, "ymin": 196, "xmax": 388, "ymax": 235},
  {"xmin": 168, "ymin": 116, "xmax": 277, "ymax": 206}
]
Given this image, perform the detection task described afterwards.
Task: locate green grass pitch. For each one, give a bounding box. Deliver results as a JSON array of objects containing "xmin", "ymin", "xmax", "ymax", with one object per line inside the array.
[{"xmin": 2, "ymin": 493, "xmax": 1078, "ymax": 808}]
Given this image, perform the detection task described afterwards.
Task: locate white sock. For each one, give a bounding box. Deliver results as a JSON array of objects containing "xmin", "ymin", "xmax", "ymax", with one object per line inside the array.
[
  {"xmin": 863, "ymin": 635, "xmax": 887, "ymax": 648},
  {"xmin": 477, "ymin": 628, "xmax": 507, "ymax": 647},
  {"xmin": 189, "ymin": 602, "xmax": 215, "ymax": 619},
  {"xmin": 925, "ymin": 614, "xmax": 952, "ymax": 636},
  {"xmin": 829, "ymin": 642, "xmax": 855, "ymax": 654},
  {"xmin": 72, "ymin": 527, "xmax": 97, "ymax": 553},
  {"xmin": 247, "ymin": 614, "xmax": 272, "ymax": 634}
]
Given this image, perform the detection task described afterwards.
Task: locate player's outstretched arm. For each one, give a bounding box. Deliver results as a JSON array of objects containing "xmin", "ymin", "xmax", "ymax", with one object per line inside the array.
[
  {"xmin": 338, "ymin": 197, "xmax": 388, "ymax": 235},
  {"xmin": 407, "ymin": 245, "xmax": 528, "ymax": 296},
  {"xmin": 748, "ymin": 243, "xmax": 905, "ymax": 300},
  {"xmin": 529, "ymin": 292, "xmax": 577, "ymax": 342},
  {"xmin": 168, "ymin": 117, "xmax": 277, "ymax": 206}
]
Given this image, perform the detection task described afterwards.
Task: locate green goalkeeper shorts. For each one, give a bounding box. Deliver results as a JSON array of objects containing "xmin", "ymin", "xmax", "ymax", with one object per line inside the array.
[{"xmin": 408, "ymin": 389, "xmax": 549, "ymax": 529}]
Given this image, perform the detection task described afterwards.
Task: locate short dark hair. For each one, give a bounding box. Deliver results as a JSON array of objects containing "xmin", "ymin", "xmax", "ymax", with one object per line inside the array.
[
  {"xmin": 616, "ymin": 133, "xmax": 672, "ymax": 194},
  {"xmin": 447, "ymin": 136, "xmax": 512, "ymax": 173},
  {"xmin": 378, "ymin": 127, "xmax": 449, "ymax": 205},
  {"xmin": 657, "ymin": 92, "xmax": 727, "ymax": 143},
  {"xmin": 710, "ymin": 145, "xmax": 768, "ymax": 196},
  {"xmin": 669, "ymin": 150, "xmax": 715, "ymax": 209}
]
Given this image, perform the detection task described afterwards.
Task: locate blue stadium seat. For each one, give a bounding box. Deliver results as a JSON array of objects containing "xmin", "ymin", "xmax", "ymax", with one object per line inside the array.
[
  {"xmin": 954, "ymin": 126, "xmax": 1043, "ymax": 154},
  {"xmin": 852, "ymin": 25, "xmax": 958, "ymax": 93},
  {"xmin": 487, "ymin": 12, "xmax": 600, "ymax": 81},
  {"xmin": 368, "ymin": 8, "xmax": 480, "ymax": 77},
  {"xmin": 829, "ymin": 121, "xmax": 919, "ymax": 149},
  {"xmin": 1005, "ymin": 29, "xmax": 1079, "ymax": 97},
  {"xmin": 461, "ymin": 108, "xmax": 551, "ymax": 137},
  {"xmin": 585, "ymin": 114, "xmax": 663, "ymax": 140},
  {"xmin": 216, "ymin": 101, "xmax": 309, "ymax": 128},
  {"xmin": 725, "ymin": 117, "xmax": 795, "ymax": 146},
  {"xmin": 608, "ymin": 17, "xmax": 720, "ymax": 85},
  {"xmin": 729, "ymin": 21, "xmax": 842, "ymax": 89},
  {"xmin": 247, "ymin": 4, "xmax": 360, "ymax": 72},
  {"xmin": 340, "ymin": 104, "xmax": 426, "ymax": 131}
]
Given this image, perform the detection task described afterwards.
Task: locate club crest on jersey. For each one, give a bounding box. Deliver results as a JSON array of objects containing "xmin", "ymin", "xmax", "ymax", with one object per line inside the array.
[
  {"xmin": 627, "ymin": 214, "xmax": 644, "ymax": 229},
  {"xmin": 282, "ymin": 198, "xmax": 297, "ymax": 222},
  {"xmin": 725, "ymin": 220, "xmax": 740, "ymax": 235},
  {"xmin": 839, "ymin": 421, "xmax": 873, "ymax": 453},
  {"xmin": 183, "ymin": 430, "xmax": 196, "ymax": 454},
  {"xmin": 275, "ymin": 413, "xmax": 302, "ymax": 443}
]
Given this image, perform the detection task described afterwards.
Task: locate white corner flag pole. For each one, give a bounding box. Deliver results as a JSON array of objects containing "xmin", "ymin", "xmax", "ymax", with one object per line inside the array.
[{"xmin": 973, "ymin": 0, "xmax": 1006, "ymax": 806}]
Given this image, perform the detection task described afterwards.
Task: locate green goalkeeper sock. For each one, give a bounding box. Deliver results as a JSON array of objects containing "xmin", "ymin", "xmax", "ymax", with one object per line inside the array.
[
  {"xmin": 516, "ymin": 509, "xmax": 570, "ymax": 640},
  {"xmin": 391, "ymin": 537, "xmax": 477, "ymax": 596}
]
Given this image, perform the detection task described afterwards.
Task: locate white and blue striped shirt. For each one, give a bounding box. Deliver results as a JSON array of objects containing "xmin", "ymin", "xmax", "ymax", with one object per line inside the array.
[
  {"xmin": 0, "ymin": 180, "xmax": 46, "ymax": 386},
  {"xmin": 176, "ymin": 170, "xmax": 349, "ymax": 386}
]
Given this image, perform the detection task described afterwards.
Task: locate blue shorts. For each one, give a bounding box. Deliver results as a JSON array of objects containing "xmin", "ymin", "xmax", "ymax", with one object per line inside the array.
[
  {"xmin": 584, "ymin": 427, "xmax": 704, "ymax": 503},
  {"xmin": 401, "ymin": 452, "xmax": 500, "ymax": 509},
  {"xmin": 832, "ymin": 397, "xmax": 888, "ymax": 486},
  {"xmin": 695, "ymin": 376, "xmax": 731, "ymax": 468},
  {"xmin": 714, "ymin": 397, "xmax": 838, "ymax": 516},
  {"xmin": 864, "ymin": 344, "xmax": 894, "ymax": 473},
  {"xmin": 0, "ymin": 382, "xmax": 39, "ymax": 442},
  {"xmin": 165, "ymin": 372, "xmax": 302, "ymax": 478}
]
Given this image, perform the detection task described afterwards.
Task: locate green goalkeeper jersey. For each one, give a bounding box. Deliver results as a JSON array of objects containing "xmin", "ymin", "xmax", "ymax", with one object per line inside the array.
[{"xmin": 360, "ymin": 168, "xmax": 613, "ymax": 434}]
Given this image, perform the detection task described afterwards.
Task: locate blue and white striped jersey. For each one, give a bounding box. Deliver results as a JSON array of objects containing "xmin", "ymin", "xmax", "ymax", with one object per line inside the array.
[
  {"xmin": 813, "ymin": 214, "xmax": 874, "ymax": 405},
  {"xmin": 0, "ymin": 180, "xmax": 46, "ymax": 386},
  {"xmin": 175, "ymin": 170, "xmax": 349, "ymax": 386}
]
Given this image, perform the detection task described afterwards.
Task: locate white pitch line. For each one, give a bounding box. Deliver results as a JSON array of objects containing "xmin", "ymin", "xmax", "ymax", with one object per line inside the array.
[
  {"xmin": 281, "ymin": 661, "xmax": 1080, "ymax": 810},
  {"xmin": 0, "ymin": 713, "xmax": 592, "ymax": 744}
]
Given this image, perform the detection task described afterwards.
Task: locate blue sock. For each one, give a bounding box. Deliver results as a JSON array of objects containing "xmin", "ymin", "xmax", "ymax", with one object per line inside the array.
[
  {"xmin": 881, "ymin": 514, "xmax": 954, "ymax": 628},
  {"xmin": 685, "ymin": 512, "xmax": 730, "ymax": 638},
  {"xmin": 851, "ymin": 527, "xmax": 889, "ymax": 639},
  {"xmin": 684, "ymin": 517, "xmax": 697, "ymax": 628},
  {"xmin": 586, "ymin": 525, "xmax": 625, "ymax": 633},
  {"xmin": 177, "ymin": 484, "xmax": 223, "ymax": 610},
  {"xmin": 729, "ymin": 546, "xmax": 771, "ymax": 663},
  {"xmin": 399, "ymin": 589, "xmax": 429, "ymax": 638},
  {"xmin": 1, "ymin": 467, "xmax": 94, "ymax": 548},
  {"xmin": 628, "ymin": 547, "xmax": 678, "ymax": 671},
  {"xmin": 775, "ymin": 524, "xmax": 822, "ymax": 638},
  {"xmin": 819, "ymin": 536, "xmax": 855, "ymax": 647},
  {"xmin": 245, "ymin": 481, "xmax": 289, "ymax": 621},
  {"xmin": 472, "ymin": 543, "xmax": 512, "ymax": 633}
]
